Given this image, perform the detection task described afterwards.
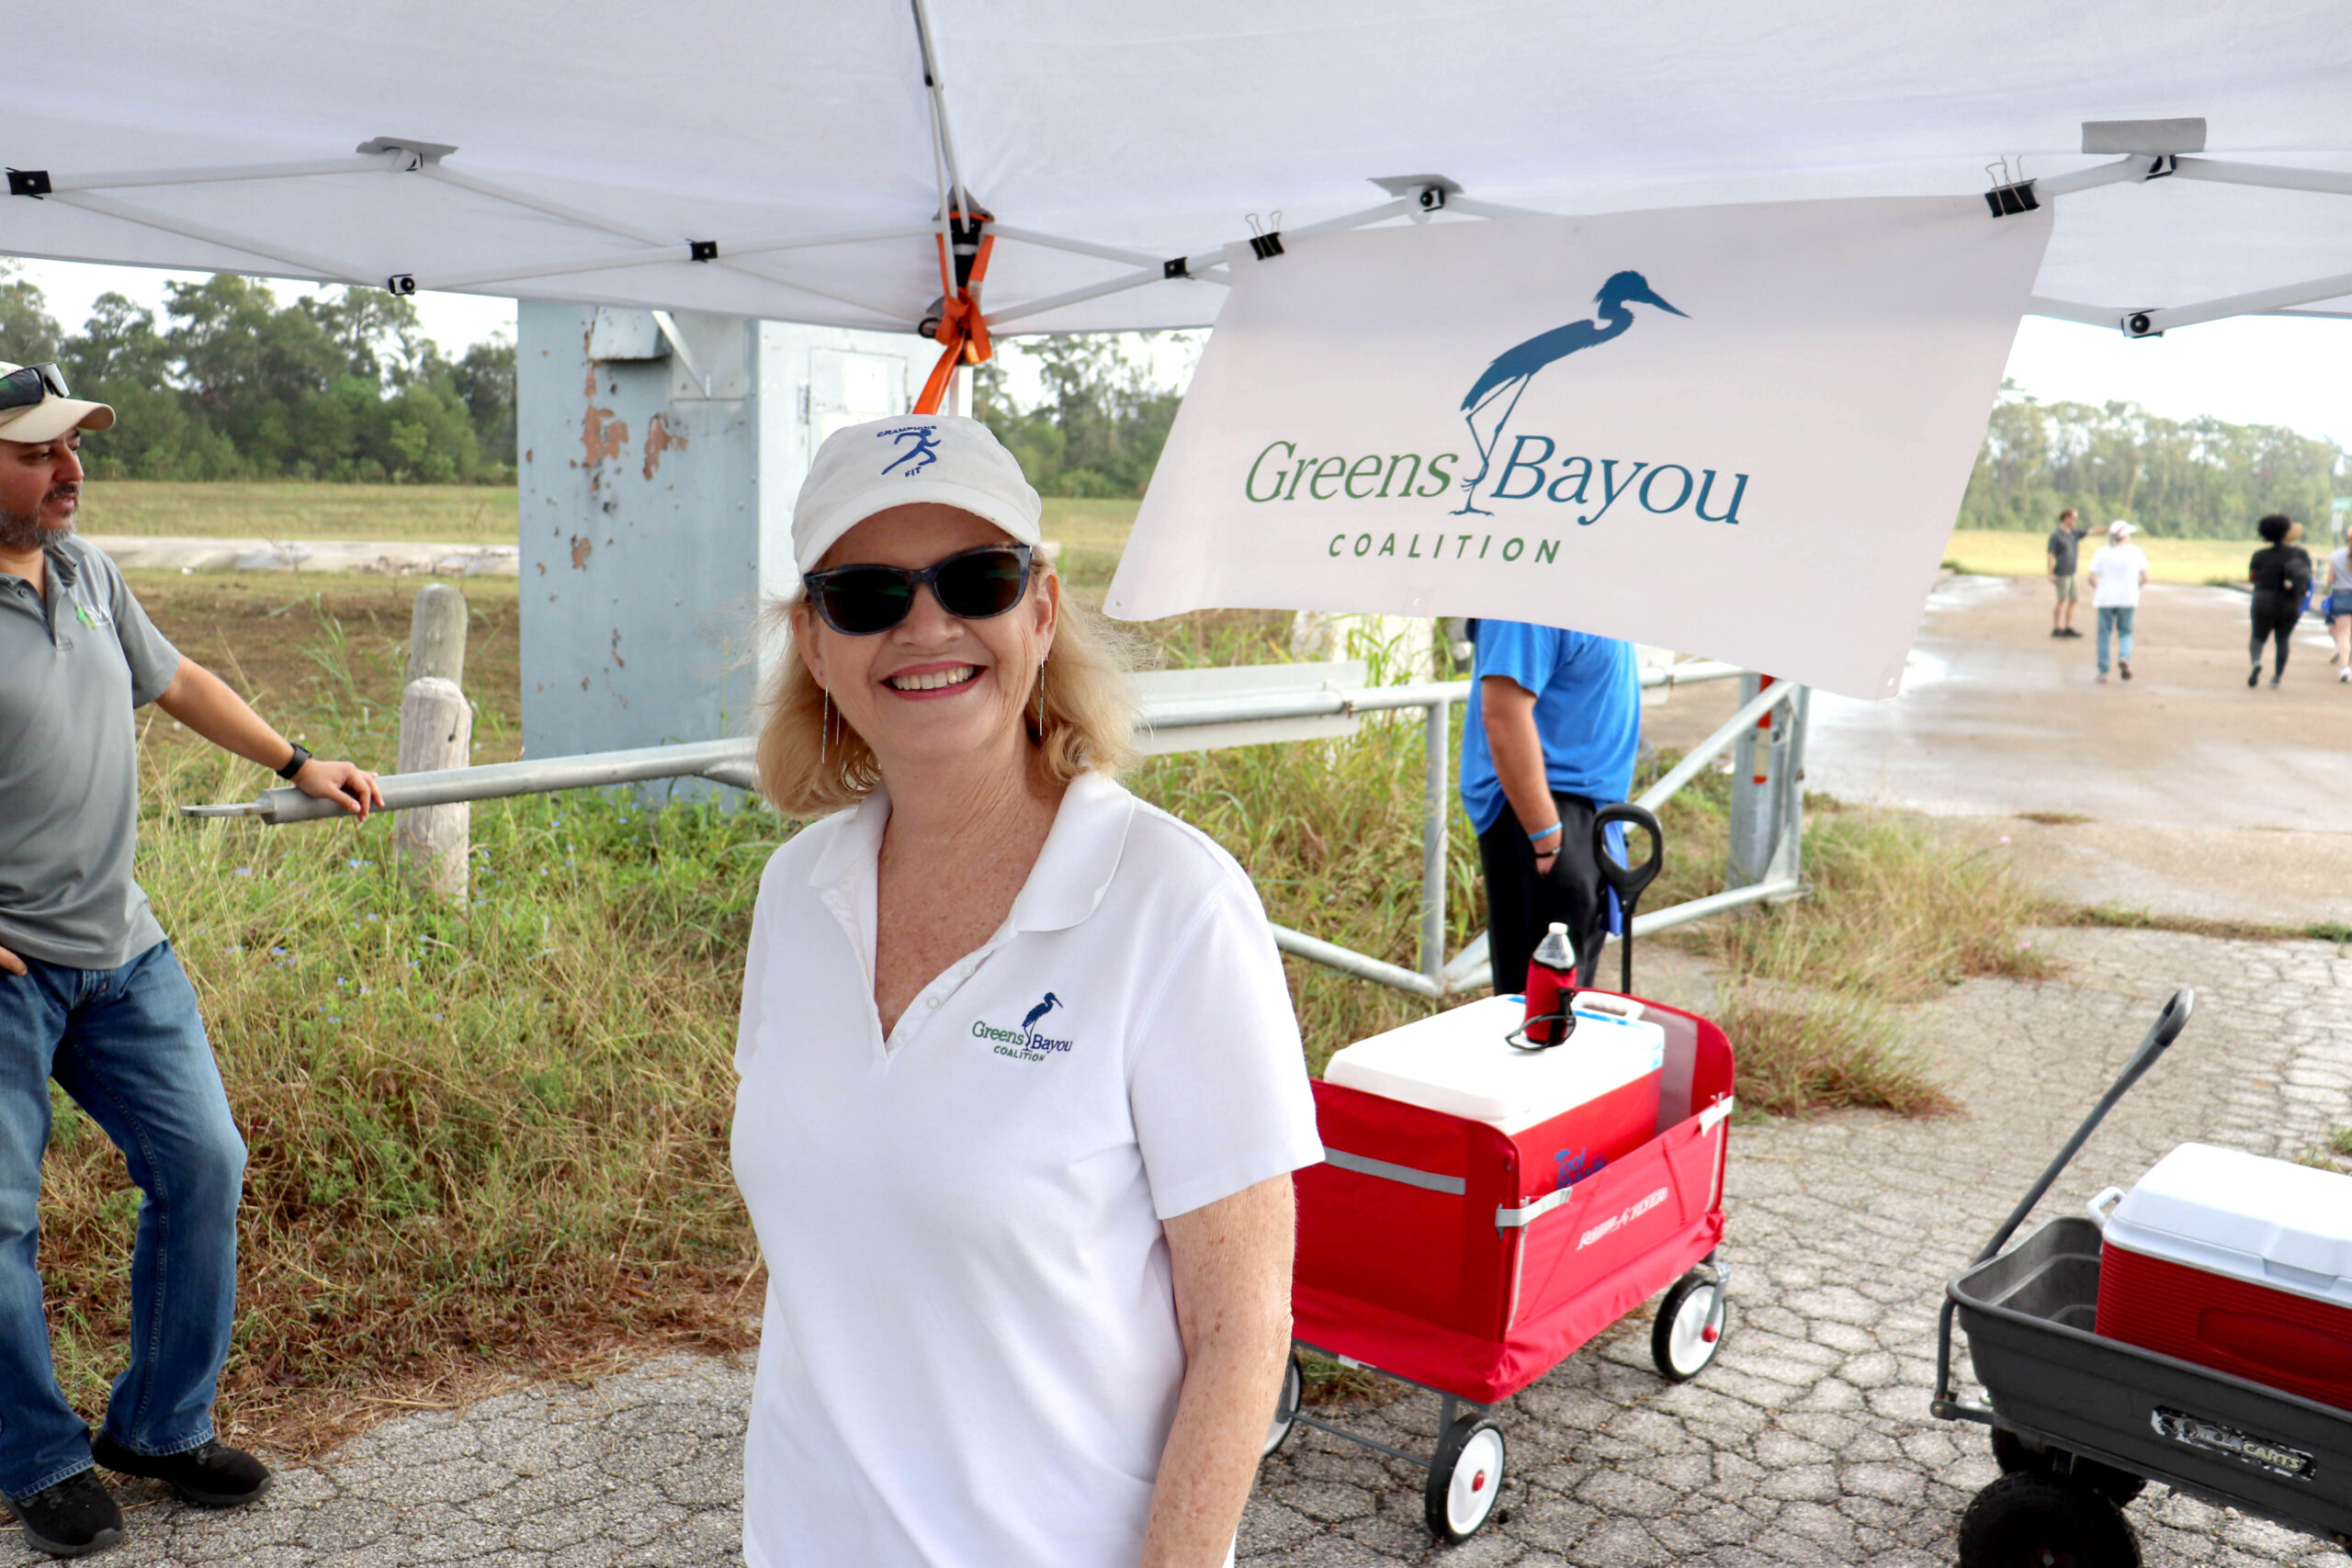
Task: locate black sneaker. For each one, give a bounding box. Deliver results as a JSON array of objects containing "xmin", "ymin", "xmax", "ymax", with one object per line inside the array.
[
  {"xmin": 7, "ymin": 1469, "xmax": 124, "ymax": 1558},
  {"xmin": 90, "ymin": 1436, "xmax": 269, "ymax": 1508}
]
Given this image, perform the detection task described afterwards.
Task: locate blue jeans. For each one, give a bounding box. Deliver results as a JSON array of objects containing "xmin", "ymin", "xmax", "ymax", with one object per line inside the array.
[
  {"xmin": 0, "ymin": 942, "xmax": 245, "ymax": 1498},
  {"xmin": 2096, "ymin": 605, "xmax": 2136, "ymax": 674}
]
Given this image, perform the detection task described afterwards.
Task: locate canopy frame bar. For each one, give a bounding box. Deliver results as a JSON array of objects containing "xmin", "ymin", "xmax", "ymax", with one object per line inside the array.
[
  {"xmin": 2002, "ymin": 151, "xmax": 2352, "ymax": 333},
  {"xmin": 982, "ymin": 195, "xmax": 1413, "ymax": 330},
  {"xmin": 42, "ymin": 189, "xmax": 373, "ymax": 287},
  {"xmin": 46, "ymin": 152, "xmax": 408, "ymax": 192},
  {"xmin": 407, "ymin": 224, "xmax": 944, "ymax": 296}
]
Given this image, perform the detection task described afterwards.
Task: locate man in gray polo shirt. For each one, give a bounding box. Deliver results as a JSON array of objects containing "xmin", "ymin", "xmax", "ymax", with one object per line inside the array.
[{"xmin": 0, "ymin": 362, "xmax": 381, "ymax": 1557}]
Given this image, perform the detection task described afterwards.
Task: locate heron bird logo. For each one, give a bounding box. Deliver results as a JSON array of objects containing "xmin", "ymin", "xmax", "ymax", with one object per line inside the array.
[
  {"xmin": 1453, "ymin": 270, "xmax": 1687, "ymax": 516},
  {"xmin": 1021, "ymin": 993, "xmax": 1063, "ymax": 1032},
  {"xmin": 878, "ymin": 423, "xmax": 944, "ymax": 477}
]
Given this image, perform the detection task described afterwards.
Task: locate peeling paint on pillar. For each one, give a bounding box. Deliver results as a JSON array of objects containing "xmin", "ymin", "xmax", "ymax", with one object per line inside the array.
[
  {"xmin": 642, "ymin": 413, "xmax": 686, "ymax": 479},
  {"xmin": 519, "ymin": 301, "xmax": 924, "ymax": 802}
]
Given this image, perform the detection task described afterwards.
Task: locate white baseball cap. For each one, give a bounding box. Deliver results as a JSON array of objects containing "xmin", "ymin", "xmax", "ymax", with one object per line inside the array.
[
  {"xmin": 0, "ymin": 361, "xmax": 114, "ymax": 445},
  {"xmin": 790, "ymin": 414, "xmax": 1040, "ymax": 574},
  {"xmin": 2108, "ymin": 519, "xmax": 2139, "ymax": 536}
]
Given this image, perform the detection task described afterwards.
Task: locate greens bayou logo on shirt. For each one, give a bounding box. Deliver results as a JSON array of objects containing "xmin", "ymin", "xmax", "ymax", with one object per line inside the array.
[
  {"xmin": 1239, "ymin": 269, "xmax": 1752, "ymax": 570},
  {"xmin": 972, "ymin": 992, "xmax": 1075, "ymax": 1063}
]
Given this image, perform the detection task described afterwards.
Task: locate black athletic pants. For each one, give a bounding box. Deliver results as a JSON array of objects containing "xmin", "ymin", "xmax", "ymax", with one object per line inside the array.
[
  {"xmin": 2251, "ymin": 590, "xmax": 2299, "ymax": 677},
  {"xmin": 1477, "ymin": 790, "xmax": 1609, "ymax": 996}
]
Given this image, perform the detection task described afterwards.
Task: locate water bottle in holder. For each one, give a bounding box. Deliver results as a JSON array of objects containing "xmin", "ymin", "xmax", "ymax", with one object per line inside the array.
[{"xmin": 1510, "ymin": 922, "xmax": 1577, "ymax": 1051}]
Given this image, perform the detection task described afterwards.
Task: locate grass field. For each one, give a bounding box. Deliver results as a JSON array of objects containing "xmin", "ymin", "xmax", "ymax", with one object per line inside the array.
[
  {"xmin": 74, "ymin": 482, "xmax": 1142, "ymax": 556},
  {"xmin": 1944, "ymin": 528, "xmax": 2269, "ymax": 586},
  {"xmin": 80, "ymin": 483, "xmax": 522, "ymax": 544}
]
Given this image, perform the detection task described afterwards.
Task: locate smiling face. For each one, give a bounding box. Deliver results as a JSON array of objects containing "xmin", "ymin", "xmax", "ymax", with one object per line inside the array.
[
  {"xmin": 791, "ymin": 502, "xmax": 1058, "ymax": 784},
  {"xmin": 0, "ymin": 433, "xmax": 84, "ymax": 553}
]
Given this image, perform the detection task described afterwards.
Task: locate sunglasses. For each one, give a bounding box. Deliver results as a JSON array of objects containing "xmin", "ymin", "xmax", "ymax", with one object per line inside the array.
[
  {"xmin": 0, "ymin": 364, "xmax": 72, "ymax": 413},
  {"xmin": 802, "ymin": 543, "xmax": 1034, "ymax": 636}
]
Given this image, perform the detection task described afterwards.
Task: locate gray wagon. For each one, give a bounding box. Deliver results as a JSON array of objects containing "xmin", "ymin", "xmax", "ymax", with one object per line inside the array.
[{"xmin": 1930, "ymin": 989, "xmax": 2352, "ymax": 1565}]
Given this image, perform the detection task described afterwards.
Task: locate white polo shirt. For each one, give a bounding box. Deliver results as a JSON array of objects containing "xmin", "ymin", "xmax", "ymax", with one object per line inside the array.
[{"xmin": 731, "ymin": 771, "xmax": 1322, "ymax": 1568}]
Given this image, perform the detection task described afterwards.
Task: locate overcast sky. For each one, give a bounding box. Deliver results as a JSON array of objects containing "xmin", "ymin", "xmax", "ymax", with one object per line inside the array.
[{"xmin": 12, "ymin": 256, "xmax": 2352, "ymax": 454}]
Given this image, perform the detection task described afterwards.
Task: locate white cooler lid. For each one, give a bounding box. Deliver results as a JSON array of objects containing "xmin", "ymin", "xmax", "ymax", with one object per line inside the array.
[
  {"xmin": 1323, "ymin": 994, "xmax": 1665, "ymax": 1132},
  {"xmin": 2106, "ymin": 1142, "xmax": 2352, "ymax": 1309}
]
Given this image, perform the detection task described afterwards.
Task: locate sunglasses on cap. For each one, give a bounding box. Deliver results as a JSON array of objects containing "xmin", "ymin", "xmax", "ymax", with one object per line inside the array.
[
  {"xmin": 802, "ymin": 543, "xmax": 1034, "ymax": 636},
  {"xmin": 0, "ymin": 364, "xmax": 72, "ymax": 413}
]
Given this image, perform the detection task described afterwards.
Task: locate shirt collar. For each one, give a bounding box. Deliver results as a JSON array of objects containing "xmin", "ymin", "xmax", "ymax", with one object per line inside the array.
[
  {"xmin": 43, "ymin": 538, "xmax": 80, "ymax": 589},
  {"xmin": 803, "ymin": 771, "xmax": 1135, "ymax": 934}
]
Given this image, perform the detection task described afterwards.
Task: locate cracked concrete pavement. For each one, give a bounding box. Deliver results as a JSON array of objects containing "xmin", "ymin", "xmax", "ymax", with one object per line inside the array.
[{"xmin": 10, "ymin": 922, "xmax": 2347, "ymax": 1565}]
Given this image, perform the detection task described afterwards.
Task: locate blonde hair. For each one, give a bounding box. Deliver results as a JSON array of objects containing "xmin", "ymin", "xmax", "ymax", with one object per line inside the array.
[{"xmin": 755, "ymin": 566, "xmax": 1139, "ymax": 818}]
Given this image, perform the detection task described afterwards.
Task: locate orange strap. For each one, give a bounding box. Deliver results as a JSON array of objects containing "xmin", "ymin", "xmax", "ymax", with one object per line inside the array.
[{"xmin": 914, "ymin": 212, "xmax": 996, "ymax": 414}]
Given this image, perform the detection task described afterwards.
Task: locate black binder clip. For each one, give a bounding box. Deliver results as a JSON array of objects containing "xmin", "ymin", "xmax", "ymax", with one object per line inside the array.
[
  {"xmin": 6, "ymin": 169, "xmax": 51, "ymax": 198},
  {"xmin": 1983, "ymin": 155, "xmax": 2038, "ymax": 219},
  {"xmin": 1246, "ymin": 211, "xmax": 1284, "ymax": 260}
]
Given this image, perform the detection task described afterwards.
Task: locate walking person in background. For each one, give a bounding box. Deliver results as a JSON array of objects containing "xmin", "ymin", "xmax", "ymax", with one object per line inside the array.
[
  {"xmin": 2047, "ymin": 506, "xmax": 2088, "ymax": 637},
  {"xmin": 2324, "ymin": 518, "xmax": 2352, "ymax": 683},
  {"xmin": 2086, "ymin": 520, "xmax": 2150, "ymax": 683},
  {"xmin": 2246, "ymin": 512, "xmax": 2312, "ymax": 689},
  {"xmin": 1459, "ymin": 619, "xmax": 1642, "ymax": 991},
  {"xmin": 0, "ymin": 364, "xmax": 383, "ymax": 1557}
]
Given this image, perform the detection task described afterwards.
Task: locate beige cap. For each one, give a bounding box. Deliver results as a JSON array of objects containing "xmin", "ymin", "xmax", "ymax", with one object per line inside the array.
[
  {"xmin": 0, "ymin": 362, "xmax": 114, "ymax": 444},
  {"xmin": 2108, "ymin": 519, "xmax": 2138, "ymax": 536},
  {"xmin": 790, "ymin": 414, "xmax": 1039, "ymax": 575}
]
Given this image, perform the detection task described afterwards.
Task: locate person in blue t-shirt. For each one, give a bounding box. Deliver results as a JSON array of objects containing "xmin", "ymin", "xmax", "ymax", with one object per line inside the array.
[{"xmin": 1458, "ymin": 620, "xmax": 1641, "ymax": 993}]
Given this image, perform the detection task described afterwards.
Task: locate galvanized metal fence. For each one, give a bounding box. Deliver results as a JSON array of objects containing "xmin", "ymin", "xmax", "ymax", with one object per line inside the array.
[{"xmin": 188, "ymin": 658, "xmax": 1810, "ymax": 1002}]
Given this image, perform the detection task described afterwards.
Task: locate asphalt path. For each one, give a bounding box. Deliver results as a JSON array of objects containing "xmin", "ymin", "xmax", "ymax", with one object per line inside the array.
[{"xmin": 1646, "ymin": 574, "xmax": 2352, "ymax": 928}]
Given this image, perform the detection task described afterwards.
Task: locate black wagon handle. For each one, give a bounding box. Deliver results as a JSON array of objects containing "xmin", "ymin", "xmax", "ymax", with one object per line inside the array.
[
  {"xmin": 1592, "ymin": 802, "xmax": 1664, "ymax": 994},
  {"xmin": 1930, "ymin": 987, "xmax": 2195, "ymax": 1420}
]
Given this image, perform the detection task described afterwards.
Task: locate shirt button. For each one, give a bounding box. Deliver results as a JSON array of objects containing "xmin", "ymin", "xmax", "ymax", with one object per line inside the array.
[{"xmin": 925, "ymin": 996, "xmax": 942, "ymax": 1010}]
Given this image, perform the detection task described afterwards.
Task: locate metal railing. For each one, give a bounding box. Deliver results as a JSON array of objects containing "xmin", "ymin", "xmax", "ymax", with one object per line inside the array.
[{"xmin": 187, "ymin": 657, "xmax": 1804, "ymax": 1002}]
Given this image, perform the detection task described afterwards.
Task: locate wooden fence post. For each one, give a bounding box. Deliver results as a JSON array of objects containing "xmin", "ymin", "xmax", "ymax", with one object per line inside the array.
[
  {"xmin": 405, "ymin": 581, "xmax": 469, "ymax": 685},
  {"xmin": 396, "ymin": 583, "xmax": 471, "ymax": 900}
]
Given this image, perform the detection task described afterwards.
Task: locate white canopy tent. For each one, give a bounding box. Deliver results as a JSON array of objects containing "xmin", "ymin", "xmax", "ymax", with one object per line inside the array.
[{"xmin": 6, "ymin": 1, "xmax": 2351, "ymax": 345}]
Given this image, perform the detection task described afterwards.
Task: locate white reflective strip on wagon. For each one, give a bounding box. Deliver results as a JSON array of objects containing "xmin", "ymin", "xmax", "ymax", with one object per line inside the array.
[
  {"xmin": 1321, "ymin": 1147, "xmax": 1466, "ymax": 1195},
  {"xmin": 1495, "ymin": 1185, "xmax": 1575, "ymax": 1229}
]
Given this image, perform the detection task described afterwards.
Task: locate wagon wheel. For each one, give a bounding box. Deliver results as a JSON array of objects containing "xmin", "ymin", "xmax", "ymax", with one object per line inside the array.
[
  {"xmin": 1261, "ymin": 1352, "xmax": 1304, "ymax": 1459},
  {"xmin": 1990, "ymin": 1427, "xmax": 2147, "ymax": 1506},
  {"xmin": 1957, "ymin": 1472, "xmax": 2141, "ymax": 1568},
  {"xmin": 1423, "ymin": 1414, "xmax": 1507, "ymax": 1543},
  {"xmin": 1651, "ymin": 1266, "xmax": 1729, "ymax": 1381}
]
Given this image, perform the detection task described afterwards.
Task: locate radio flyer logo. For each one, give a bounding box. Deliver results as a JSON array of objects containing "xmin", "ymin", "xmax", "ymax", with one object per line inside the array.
[
  {"xmin": 1555, "ymin": 1145, "xmax": 1609, "ymax": 1190},
  {"xmin": 878, "ymin": 423, "xmax": 944, "ymax": 477},
  {"xmin": 973, "ymin": 992, "xmax": 1073, "ymax": 1063},
  {"xmin": 1576, "ymin": 1185, "xmax": 1671, "ymax": 1251},
  {"xmin": 1236, "ymin": 268, "xmax": 1749, "ymax": 570}
]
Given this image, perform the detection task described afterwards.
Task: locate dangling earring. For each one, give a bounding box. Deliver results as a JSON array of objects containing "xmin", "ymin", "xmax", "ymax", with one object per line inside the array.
[
  {"xmin": 1034, "ymin": 656, "xmax": 1046, "ymax": 739},
  {"xmin": 820, "ymin": 688, "xmax": 832, "ymax": 770}
]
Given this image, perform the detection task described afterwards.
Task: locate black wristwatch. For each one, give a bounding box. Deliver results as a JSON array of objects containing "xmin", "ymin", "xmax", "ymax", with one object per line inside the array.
[{"xmin": 275, "ymin": 741, "xmax": 312, "ymax": 782}]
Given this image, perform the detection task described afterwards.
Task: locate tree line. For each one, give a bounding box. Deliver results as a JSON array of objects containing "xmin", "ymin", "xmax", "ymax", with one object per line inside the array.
[
  {"xmin": 974, "ymin": 334, "xmax": 1188, "ymax": 498},
  {"xmin": 6, "ymin": 265, "xmax": 2339, "ymax": 528},
  {"xmin": 0, "ymin": 265, "xmax": 514, "ymax": 484},
  {"xmin": 1960, "ymin": 382, "xmax": 2348, "ymax": 538}
]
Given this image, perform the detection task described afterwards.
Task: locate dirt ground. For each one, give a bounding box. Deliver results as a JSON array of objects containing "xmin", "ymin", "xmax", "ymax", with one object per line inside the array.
[{"xmin": 127, "ymin": 570, "xmax": 526, "ymax": 764}]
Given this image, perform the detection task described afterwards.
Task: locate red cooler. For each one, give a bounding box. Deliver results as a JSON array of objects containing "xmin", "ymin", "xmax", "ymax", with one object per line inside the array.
[
  {"xmin": 2094, "ymin": 1142, "xmax": 2352, "ymax": 1411},
  {"xmin": 1296, "ymin": 992, "xmax": 1734, "ymax": 1404}
]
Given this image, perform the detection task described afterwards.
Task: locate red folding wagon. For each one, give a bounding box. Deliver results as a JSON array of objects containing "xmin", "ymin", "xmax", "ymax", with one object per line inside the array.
[{"xmin": 1262, "ymin": 989, "xmax": 1737, "ymax": 1543}]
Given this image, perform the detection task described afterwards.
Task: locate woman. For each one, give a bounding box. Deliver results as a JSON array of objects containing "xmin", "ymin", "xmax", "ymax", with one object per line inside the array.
[
  {"xmin": 731, "ymin": 415, "xmax": 1322, "ymax": 1568},
  {"xmin": 2326, "ymin": 519, "xmax": 2352, "ymax": 683},
  {"xmin": 2246, "ymin": 512, "xmax": 2312, "ymax": 688}
]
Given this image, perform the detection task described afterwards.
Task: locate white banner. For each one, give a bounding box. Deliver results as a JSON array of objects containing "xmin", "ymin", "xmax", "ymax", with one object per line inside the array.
[{"xmin": 1106, "ymin": 198, "xmax": 2052, "ymax": 699}]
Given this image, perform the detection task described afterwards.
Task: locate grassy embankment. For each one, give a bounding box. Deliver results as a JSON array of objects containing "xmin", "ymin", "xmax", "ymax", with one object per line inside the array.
[
  {"xmin": 40, "ymin": 496, "xmax": 2049, "ymax": 1451},
  {"xmin": 1944, "ymin": 528, "xmax": 2265, "ymax": 586},
  {"xmin": 75, "ymin": 482, "xmax": 1143, "ymax": 554}
]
